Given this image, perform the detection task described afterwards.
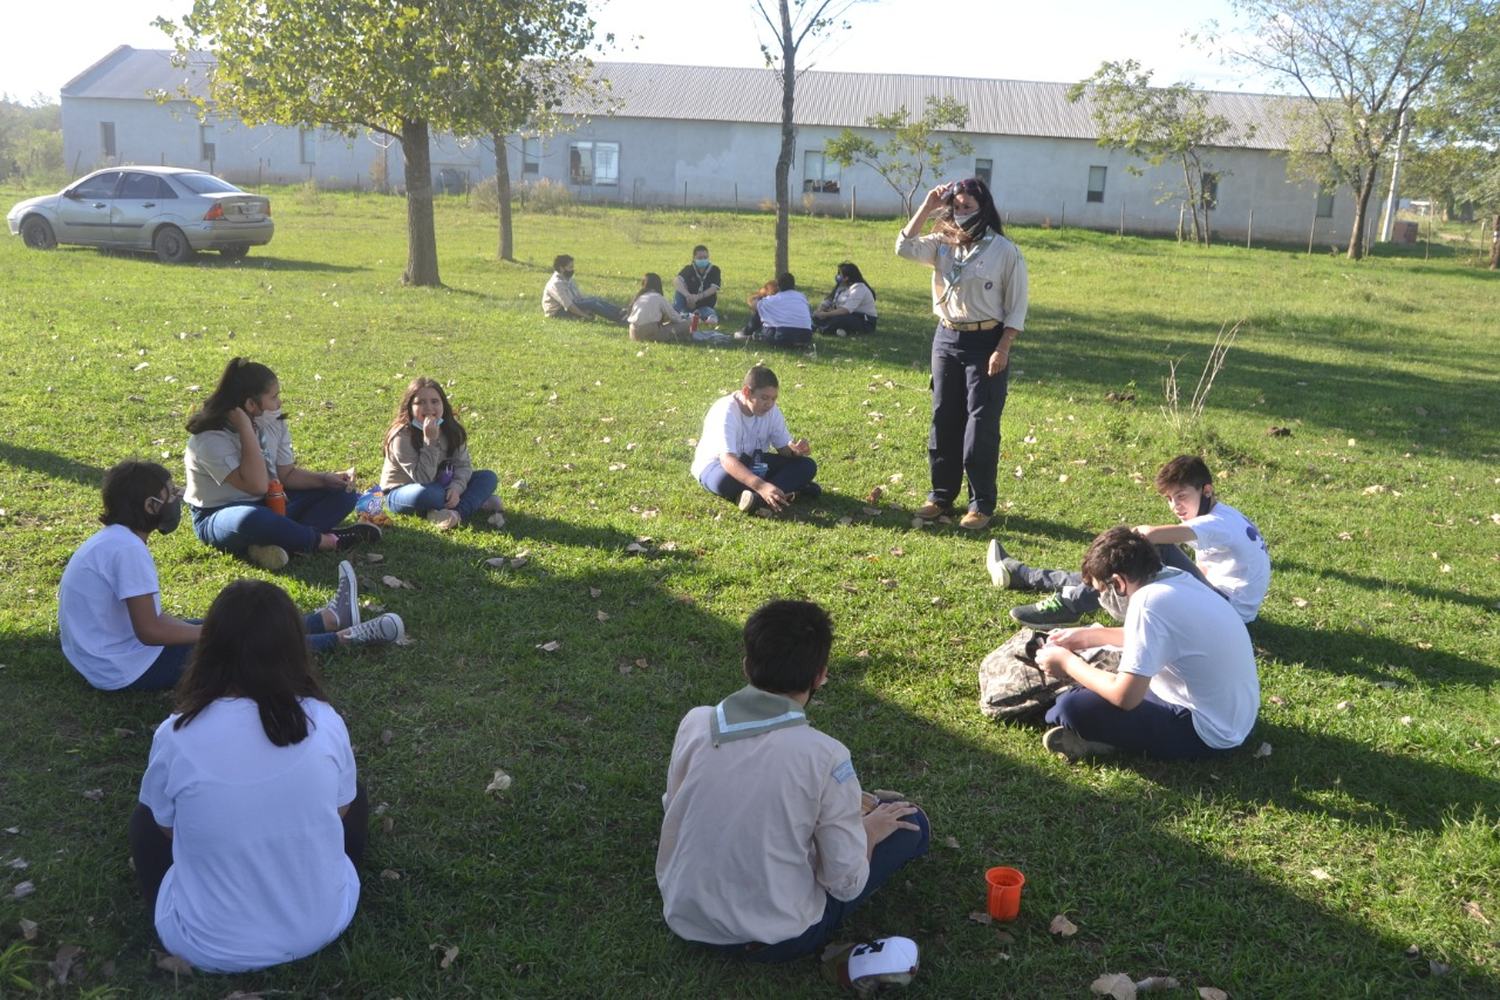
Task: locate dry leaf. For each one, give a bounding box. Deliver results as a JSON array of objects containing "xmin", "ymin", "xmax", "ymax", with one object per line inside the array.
[
  {"xmin": 617, "ymin": 663, "xmax": 632, "ymax": 675},
  {"xmin": 967, "ymin": 911, "xmax": 994, "ymax": 925},
  {"xmin": 19, "ymin": 917, "xmax": 38, "ymax": 940},
  {"xmin": 838, "ymin": 516, "xmax": 854, "ymax": 526},
  {"xmin": 1336, "ymin": 700, "xmax": 1353, "ymax": 711},
  {"xmin": 942, "ymin": 835, "xmax": 961, "ymax": 849},
  {"xmin": 589, "ymin": 587, "xmax": 602, "ymax": 598},
  {"xmin": 10, "ymin": 880, "xmax": 34, "ymax": 899},
  {"xmin": 866, "ymin": 486, "xmax": 884, "ymax": 502},
  {"xmin": 995, "ymin": 929, "xmax": 1015, "ymax": 943},
  {"xmin": 1268, "ymin": 695, "xmax": 1285, "ymax": 706},
  {"xmin": 380, "ymin": 730, "xmax": 395, "ymax": 745},
  {"xmin": 380, "ymin": 869, "xmax": 401, "ymax": 880},
  {"xmin": 1461, "ymin": 900, "xmax": 1492, "ymax": 926},
  {"xmin": 155, "ymin": 951, "xmax": 193, "ymax": 975},
  {"xmin": 1310, "ymin": 868, "xmax": 1332, "ymax": 881},
  {"xmin": 431, "ymin": 942, "xmax": 460, "ymax": 969},
  {"xmin": 537, "ymin": 640, "xmax": 561, "ymax": 652},
  {"xmin": 113, "ymin": 727, "xmax": 134, "ymax": 738},
  {"xmin": 1430, "ymin": 960, "xmax": 1451, "ymax": 976},
  {"xmin": 861, "ymin": 506, "xmax": 882, "ymax": 516},
  {"xmin": 484, "ymin": 557, "xmax": 508, "ymax": 568},
  {"xmin": 1198, "ymin": 989, "xmax": 1229, "ymax": 1000},
  {"xmin": 635, "ymin": 658, "xmax": 649, "ymax": 668},
  {"xmin": 880, "ymin": 578, "xmax": 897, "ymax": 588},
  {"xmin": 381, "ymin": 574, "xmax": 414, "ymax": 590},
  {"xmin": 49, "ymin": 943, "xmax": 83, "ymax": 985},
  {"xmin": 1136, "ymin": 977, "xmax": 1180, "ymax": 992},
  {"xmin": 1253, "ymin": 742, "xmax": 1272, "ymax": 758},
  {"xmin": 509, "ymin": 555, "xmax": 529, "ymax": 569},
  {"xmin": 1291, "ymin": 596, "xmax": 1309, "ymax": 608},
  {"xmin": 1050, "ymin": 914, "xmax": 1078, "ymax": 936},
  {"xmin": 596, "ymin": 610, "xmax": 610, "ymax": 623},
  {"xmin": 1090, "ymin": 972, "xmax": 1135, "ymax": 998},
  {"xmin": 82, "ymin": 788, "xmax": 104, "ymax": 801},
  {"xmin": 486, "ymin": 769, "xmax": 513, "ymax": 793},
  {"xmin": 625, "ymin": 541, "xmax": 649, "ymax": 553},
  {"xmin": 855, "ymin": 649, "xmax": 870, "ymax": 658}
]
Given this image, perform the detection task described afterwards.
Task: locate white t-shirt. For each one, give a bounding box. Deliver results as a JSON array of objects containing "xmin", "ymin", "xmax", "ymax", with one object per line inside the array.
[
  {"xmin": 757, "ymin": 289, "xmax": 813, "ymax": 329},
  {"xmin": 1119, "ymin": 568, "xmax": 1259, "ymax": 750},
  {"xmin": 1183, "ymin": 501, "xmax": 1271, "ymax": 622},
  {"xmin": 140, "ymin": 697, "xmax": 360, "ymax": 972},
  {"xmin": 831, "ymin": 282, "xmax": 877, "ymax": 318},
  {"xmin": 57, "ymin": 524, "xmax": 162, "ymax": 690},
  {"xmin": 691, "ymin": 393, "xmax": 792, "ymax": 478},
  {"xmin": 184, "ymin": 415, "xmax": 292, "ymax": 509}
]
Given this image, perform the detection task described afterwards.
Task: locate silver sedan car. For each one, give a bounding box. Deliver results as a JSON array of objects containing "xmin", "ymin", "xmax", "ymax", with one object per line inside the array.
[{"xmin": 7, "ymin": 165, "xmax": 273, "ymax": 263}]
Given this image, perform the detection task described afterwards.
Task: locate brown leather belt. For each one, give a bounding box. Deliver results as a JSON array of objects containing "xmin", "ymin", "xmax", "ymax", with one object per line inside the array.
[{"xmin": 942, "ymin": 318, "xmax": 1001, "ymax": 332}]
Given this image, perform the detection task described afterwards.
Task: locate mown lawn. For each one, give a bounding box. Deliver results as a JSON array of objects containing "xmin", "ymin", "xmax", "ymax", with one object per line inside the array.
[{"xmin": 1, "ymin": 184, "xmax": 1497, "ymax": 998}]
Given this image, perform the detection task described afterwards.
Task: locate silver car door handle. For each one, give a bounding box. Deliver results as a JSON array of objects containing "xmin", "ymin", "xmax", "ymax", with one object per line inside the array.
[{"xmin": 142, "ymin": 202, "xmax": 156, "ymax": 208}]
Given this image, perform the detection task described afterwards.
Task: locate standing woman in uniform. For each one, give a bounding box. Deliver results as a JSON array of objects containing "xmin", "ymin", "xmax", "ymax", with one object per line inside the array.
[{"xmin": 896, "ymin": 178, "xmax": 1028, "ymax": 531}]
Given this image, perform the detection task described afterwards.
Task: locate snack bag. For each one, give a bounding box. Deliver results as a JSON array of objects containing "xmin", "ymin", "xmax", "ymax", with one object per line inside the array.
[{"xmin": 355, "ymin": 486, "xmax": 392, "ymax": 527}]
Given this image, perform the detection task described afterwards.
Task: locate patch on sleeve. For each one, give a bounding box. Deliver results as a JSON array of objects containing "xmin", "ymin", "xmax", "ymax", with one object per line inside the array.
[{"xmin": 832, "ymin": 759, "xmax": 857, "ymax": 784}]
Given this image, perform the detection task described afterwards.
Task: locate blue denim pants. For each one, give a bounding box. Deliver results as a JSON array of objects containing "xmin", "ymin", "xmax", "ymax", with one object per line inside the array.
[
  {"xmin": 697, "ymin": 454, "xmax": 817, "ymax": 503},
  {"xmin": 191, "ymin": 487, "xmax": 358, "ymax": 556},
  {"xmin": 123, "ymin": 613, "xmax": 340, "ymax": 691},
  {"xmin": 384, "ymin": 470, "xmax": 500, "ymax": 521}
]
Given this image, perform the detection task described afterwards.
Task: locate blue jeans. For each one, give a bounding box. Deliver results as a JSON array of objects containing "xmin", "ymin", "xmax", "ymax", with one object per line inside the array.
[
  {"xmin": 756, "ymin": 326, "xmax": 812, "ymax": 348},
  {"xmin": 706, "ymin": 807, "xmax": 931, "ymax": 963},
  {"xmin": 123, "ymin": 612, "xmax": 340, "ymax": 690},
  {"xmin": 814, "ymin": 313, "xmax": 877, "ymax": 336},
  {"xmin": 574, "ymin": 295, "xmax": 624, "ymax": 323},
  {"xmin": 697, "ymin": 454, "xmax": 818, "ymax": 503},
  {"xmin": 1045, "ymin": 687, "xmax": 1236, "ymax": 759},
  {"xmin": 672, "ymin": 293, "xmax": 719, "ymax": 325},
  {"xmin": 385, "ymin": 470, "xmax": 499, "ymax": 521},
  {"xmin": 191, "ymin": 488, "xmax": 357, "ymax": 556},
  {"xmin": 929, "ymin": 323, "xmax": 1008, "ymax": 515}
]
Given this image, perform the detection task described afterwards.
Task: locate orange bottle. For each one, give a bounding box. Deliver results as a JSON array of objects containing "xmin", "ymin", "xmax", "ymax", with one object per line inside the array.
[{"xmin": 266, "ymin": 478, "xmax": 287, "ymax": 515}]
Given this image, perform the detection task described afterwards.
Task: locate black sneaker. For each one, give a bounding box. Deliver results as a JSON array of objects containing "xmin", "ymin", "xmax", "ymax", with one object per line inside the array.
[
  {"xmin": 1009, "ymin": 592, "xmax": 1083, "ymax": 628},
  {"xmin": 799, "ymin": 481, "xmax": 823, "ymax": 501},
  {"xmin": 331, "ymin": 521, "xmax": 382, "ymax": 550},
  {"xmin": 737, "ymin": 489, "xmax": 760, "ymax": 513}
]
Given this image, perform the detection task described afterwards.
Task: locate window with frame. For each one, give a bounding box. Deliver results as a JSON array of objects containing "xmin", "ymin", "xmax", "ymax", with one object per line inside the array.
[
  {"xmin": 119, "ymin": 172, "xmax": 175, "ymax": 200},
  {"xmin": 1087, "ymin": 165, "xmax": 1107, "ymax": 203},
  {"xmin": 100, "ymin": 122, "xmax": 117, "ymax": 158},
  {"xmin": 200, "ymin": 124, "xmax": 216, "ymax": 163},
  {"xmin": 1201, "ymin": 173, "xmax": 1219, "ymax": 211},
  {"xmin": 974, "ymin": 158, "xmax": 993, "ymax": 186},
  {"xmin": 802, "ymin": 150, "xmax": 840, "ymax": 193},
  {"xmin": 74, "ymin": 171, "xmax": 120, "ymax": 200},
  {"xmin": 300, "ymin": 128, "xmax": 317, "ymax": 165},
  {"xmin": 1315, "ymin": 189, "xmax": 1335, "ymax": 218},
  {"xmin": 522, "ymin": 137, "xmax": 541, "ymax": 174},
  {"xmin": 569, "ymin": 140, "xmax": 619, "ymax": 186}
]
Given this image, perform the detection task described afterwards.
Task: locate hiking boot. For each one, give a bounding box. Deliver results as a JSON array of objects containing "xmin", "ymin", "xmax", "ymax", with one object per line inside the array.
[
  {"xmin": 913, "ymin": 501, "xmax": 951, "ymax": 519},
  {"xmin": 1043, "ymin": 726, "xmax": 1119, "ymax": 762},
  {"xmin": 960, "ymin": 510, "xmax": 993, "ymax": 531},
  {"xmin": 325, "ymin": 559, "xmax": 361, "ymax": 630},
  {"xmin": 738, "ymin": 489, "xmax": 760, "ymax": 513},
  {"xmin": 331, "ymin": 521, "xmax": 381, "ymax": 550},
  {"xmin": 987, "ymin": 539, "xmax": 1014, "ymax": 588},
  {"xmin": 1010, "ymin": 592, "xmax": 1084, "ymax": 628},
  {"xmin": 344, "ymin": 613, "xmax": 404, "ymax": 647},
  {"xmin": 247, "ymin": 544, "xmax": 289, "ymax": 571},
  {"xmin": 427, "ymin": 509, "xmax": 461, "ymax": 530}
]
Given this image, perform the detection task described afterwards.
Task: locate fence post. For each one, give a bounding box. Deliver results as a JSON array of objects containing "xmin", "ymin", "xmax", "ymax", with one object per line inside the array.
[
  {"xmin": 734, "ymin": 183, "xmax": 738, "ymax": 209},
  {"xmin": 1060, "ymin": 201, "xmax": 1065, "ymax": 228},
  {"xmin": 1246, "ymin": 209, "xmax": 1253, "ymax": 249},
  {"xmin": 851, "ymin": 187, "xmax": 857, "ymax": 220},
  {"xmin": 1118, "ymin": 203, "xmax": 1124, "ymax": 238},
  {"xmin": 1307, "ymin": 211, "xmax": 1315, "ymax": 255},
  {"xmin": 683, "ymin": 181, "xmax": 688, "ymax": 208}
]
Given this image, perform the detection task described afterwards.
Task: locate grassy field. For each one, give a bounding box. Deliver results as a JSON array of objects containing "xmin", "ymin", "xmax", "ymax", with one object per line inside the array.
[{"xmin": 1, "ymin": 184, "xmax": 1498, "ymax": 999}]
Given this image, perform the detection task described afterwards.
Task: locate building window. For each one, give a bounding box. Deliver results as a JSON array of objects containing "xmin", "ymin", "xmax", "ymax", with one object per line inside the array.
[
  {"xmin": 569, "ymin": 140, "xmax": 619, "ymax": 186},
  {"xmin": 1087, "ymin": 166, "xmax": 1107, "ymax": 203},
  {"xmin": 522, "ymin": 137, "xmax": 541, "ymax": 174},
  {"xmin": 974, "ymin": 158, "xmax": 993, "ymax": 186},
  {"xmin": 300, "ymin": 129, "xmax": 317, "ymax": 165},
  {"xmin": 1201, "ymin": 173, "xmax": 1219, "ymax": 211},
  {"xmin": 802, "ymin": 151, "xmax": 840, "ymax": 193},
  {"xmin": 200, "ymin": 124, "xmax": 216, "ymax": 163},
  {"xmin": 1316, "ymin": 189, "xmax": 1335, "ymax": 218},
  {"xmin": 100, "ymin": 122, "xmax": 117, "ymax": 159}
]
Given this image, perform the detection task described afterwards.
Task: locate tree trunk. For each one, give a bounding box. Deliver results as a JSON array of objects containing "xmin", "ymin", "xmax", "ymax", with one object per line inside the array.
[
  {"xmin": 1490, "ymin": 214, "xmax": 1499, "ymax": 270},
  {"xmin": 400, "ymin": 118, "xmax": 442, "ymax": 287},
  {"xmin": 493, "ymin": 132, "xmax": 514, "ymax": 262},
  {"xmin": 773, "ymin": 0, "xmax": 796, "ymax": 277},
  {"xmin": 1347, "ymin": 164, "xmax": 1379, "ymax": 261}
]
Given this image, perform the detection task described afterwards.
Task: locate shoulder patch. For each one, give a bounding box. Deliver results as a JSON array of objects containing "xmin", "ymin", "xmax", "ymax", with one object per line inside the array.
[{"xmin": 832, "ymin": 759, "xmax": 857, "ymax": 784}]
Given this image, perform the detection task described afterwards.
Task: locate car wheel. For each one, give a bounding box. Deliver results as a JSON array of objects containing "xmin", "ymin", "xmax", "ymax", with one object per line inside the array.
[
  {"xmin": 219, "ymin": 245, "xmax": 250, "ymax": 261},
  {"xmin": 153, "ymin": 226, "xmax": 194, "ymax": 264},
  {"xmin": 21, "ymin": 216, "xmax": 57, "ymax": 250}
]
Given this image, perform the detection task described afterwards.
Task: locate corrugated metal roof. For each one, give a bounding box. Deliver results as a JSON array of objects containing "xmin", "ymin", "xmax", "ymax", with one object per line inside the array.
[{"xmin": 62, "ymin": 48, "xmax": 1296, "ymax": 151}]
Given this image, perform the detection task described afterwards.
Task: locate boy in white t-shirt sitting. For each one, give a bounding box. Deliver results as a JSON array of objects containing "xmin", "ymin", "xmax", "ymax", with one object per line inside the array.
[
  {"xmin": 991, "ymin": 455, "xmax": 1271, "ymax": 627},
  {"xmin": 691, "ymin": 365, "xmax": 821, "ymax": 514},
  {"xmin": 1036, "ymin": 527, "xmax": 1260, "ymax": 762}
]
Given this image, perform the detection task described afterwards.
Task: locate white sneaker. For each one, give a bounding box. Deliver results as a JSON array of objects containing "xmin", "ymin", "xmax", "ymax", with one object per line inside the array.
[
  {"xmin": 427, "ymin": 509, "xmax": 461, "ymax": 530},
  {"xmin": 345, "ymin": 613, "xmax": 404, "ymax": 646},
  {"xmin": 247, "ymin": 544, "xmax": 289, "ymax": 570},
  {"xmin": 487, "ymin": 511, "xmax": 507, "ymax": 529},
  {"xmin": 480, "ymin": 496, "xmax": 505, "ymax": 513},
  {"xmin": 986, "ymin": 539, "xmax": 1012, "ymax": 588},
  {"xmin": 325, "ymin": 559, "xmax": 361, "ymax": 629}
]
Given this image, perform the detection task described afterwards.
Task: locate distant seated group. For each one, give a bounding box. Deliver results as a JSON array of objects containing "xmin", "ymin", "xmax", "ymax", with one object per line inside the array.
[{"xmin": 541, "ymin": 248, "xmax": 878, "ymax": 348}]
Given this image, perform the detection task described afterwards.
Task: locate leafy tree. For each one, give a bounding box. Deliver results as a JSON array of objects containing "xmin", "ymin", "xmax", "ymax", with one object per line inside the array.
[
  {"xmin": 1222, "ymin": 0, "xmax": 1497, "ymax": 260},
  {"xmin": 824, "ymin": 96, "xmax": 974, "ymax": 216},
  {"xmin": 754, "ymin": 0, "xmax": 868, "ymax": 277},
  {"xmin": 158, "ymin": 0, "xmax": 598, "ymax": 286},
  {"xmin": 0, "ymin": 96, "xmax": 62, "ymax": 182},
  {"xmin": 1066, "ymin": 61, "xmax": 1244, "ymax": 246}
]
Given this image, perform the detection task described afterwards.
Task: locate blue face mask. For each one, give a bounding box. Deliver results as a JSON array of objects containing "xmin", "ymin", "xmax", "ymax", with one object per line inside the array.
[
  {"xmin": 694, "ymin": 258, "xmax": 710, "ymax": 270},
  {"xmin": 834, "ymin": 274, "xmax": 845, "ymax": 284},
  {"xmin": 411, "ymin": 418, "xmax": 444, "ymax": 430}
]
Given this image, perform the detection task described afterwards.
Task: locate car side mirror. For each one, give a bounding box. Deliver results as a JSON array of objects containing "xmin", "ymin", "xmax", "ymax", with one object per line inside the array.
[{"xmin": 63, "ymin": 189, "xmax": 82, "ymax": 200}]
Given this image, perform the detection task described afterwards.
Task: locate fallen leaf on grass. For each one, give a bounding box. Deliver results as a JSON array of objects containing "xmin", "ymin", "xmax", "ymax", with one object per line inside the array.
[
  {"xmin": 943, "ymin": 835, "xmax": 960, "ymax": 849},
  {"xmin": 866, "ymin": 486, "xmax": 883, "ymax": 503},
  {"xmin": 155, "ymin": 951, "xmax": 193, "ymax": 976},
  {"xmin": 1050, "ymin": 914, "xmax": 1078, "ymax": 936},
  {"xmin": 1461, "ymin": 900, "xmax": 1492, "ymax": 926},
  {"xmin": 1310, "ymin": 868, "xmax": 1332, "ymax": 881},
  {"xmin": 486, "ymin": 769, "xmax": 513, "ymax": 794},
  {"xmin": 381, "ymin": 575, "xmax": 415, "ymax": 590},
  {"xmin": 20, "ymin": 917, "xmax": 38, "ymax": 940},
  {"xmin": 10, "ymin": 880, "xmax": 34, "ymax": 899},
  {"xmin": 1291, "ymin": 596, "xmax": 1309, "ymax": 608},
  {"xmin": 635, "ymin": 658, "xmax": 649, "ymax": 668},
  {"xmin": 113, "ymin": 727, "xmax": 135, "ymax": 738},
  {"xmin": 49, "ymin": 943, "xmax": 83, "ymax": 984},
  {"xmin": 1198, "ymin": 989, "xmax": 1229, "ymax": 1000},
  {"xmin": 431, "ymin": 942, "xmax": 460, "ymax": 969},
  {"xmin": 508, "ymin": 555, "xmax": 529, "ymax": 569},
  {"xmin": 537, "ymin": 640, "xmax": 561, "ymax": 652},
  {"xmin": 1336, "ymin": 700, "xmax": 1353, "ymax": 711},
  {"xmin": 379, "ymin": 730, "xmax": 395, "ymax": 745},
  {"xmin": 1253, "ymin": 742, "xmax": 1272, "ymax": 758},
  {"xmin": 82, "ymin": 788, "xmax": 104, "ymax": 801},
  {"xmin": 880, "ymin": 578, "xmax": 897, "ymax": 589},
  {"xmin": 1090, "ymin": 972, "xmax": 1135, "ymax": 998},
  {"xmin": 838, "ymin": 516, "xmax": 854, "ymax": 526},
  {"xmin": 967, "ymin": 911, "xmax": 993, "ymax": 925},
  {"xmin": 1136, "ymin": 977, "xmax": 1180, "ymax": 992},
  {"xmin": 362, "ymin": 552, "xmax": 385, "ymax": 564},
  {"xmin": 1268, "ymin": 695, "xmax": 1286, "ymax": 706},
  {"xmin": 596, "ymin": 610, "xmax": 610, "ymax": 623},
  {"xmin": 930, "ymin": 597, "xmax": 945, "ymax": 607},
  {"xmin": 995, "ymin": 929, "xmax": 1015, "ymax": 943},
  {"xmin": 1362, "ymin": 484, "xmax": 1388, "ymax": 494},
  {"xmin": 380, "ymin": 869, "xmax": 401, "ymax": 880},
  {"xmin": 589, "ymin": 587, "xmax": 602, "ymax": 598},
  {"xmin": 1430, "ymin": 960, "xmax": 1451, "ymax": 976},
  {"xmin": 484, "ymin": 557, "xmax": 508, "ymax": 568},
  {"xmin": 6, "ymin": 858, "xmax": 27, "ymax": 869}
]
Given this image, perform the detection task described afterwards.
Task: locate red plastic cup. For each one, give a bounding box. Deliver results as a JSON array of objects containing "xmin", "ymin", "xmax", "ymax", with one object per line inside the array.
[{"xmin": 985, "ymin": 866, "xmax": 1025, "ymax": 922}]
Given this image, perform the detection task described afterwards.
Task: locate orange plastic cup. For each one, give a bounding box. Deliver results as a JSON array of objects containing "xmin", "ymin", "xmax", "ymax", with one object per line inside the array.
[{"xmin": 985, "ymin": 866, "xmax": 1025, "ymax": 922}]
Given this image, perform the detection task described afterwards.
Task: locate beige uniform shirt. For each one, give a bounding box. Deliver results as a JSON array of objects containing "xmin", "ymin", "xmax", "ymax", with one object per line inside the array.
[{"xmin": 896, "ymin": 229, "xmax": 1029, "ymax": 330}]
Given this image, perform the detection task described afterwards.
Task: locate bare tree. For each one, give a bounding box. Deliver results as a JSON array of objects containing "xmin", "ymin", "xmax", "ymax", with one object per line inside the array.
[
  {"xmin": 1223, "ymin": 0, "xmax": 1495, "ymax": 260},
  {"xmin": 754, "ymin": 0, "xmax": 867, "ymax": 276}
]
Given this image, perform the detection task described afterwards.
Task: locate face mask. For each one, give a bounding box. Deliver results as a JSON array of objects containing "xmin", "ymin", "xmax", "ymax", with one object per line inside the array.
[
  {"xmin": 562, "ymin": 269, "xmax": 575, "ymax": 278},
  {"xmin": 694, "ymin": 258, "xmax": 710, "ymax": 270},
  {"xmin": 954, "ymin": 212, "xmax": 977, "ymax": 226},
  {"xmin": 834, "ymin": 274, "xmax": 844, "ymax": 284},
  {"xmin": 154, "ymin": 498, "xmax": 182, "ymax": 535},
  {"xmin": 411, "ymin": 418, "xmax": 444, "ymax": 430},
  {"xmin": 1097, "ymin": 581, "xmax": 1130, "ymax": 622}
]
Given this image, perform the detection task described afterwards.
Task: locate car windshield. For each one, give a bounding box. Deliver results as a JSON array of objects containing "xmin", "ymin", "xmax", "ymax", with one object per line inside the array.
[{"xmin": 173, "ymin": 172, "xmax": 244, "ymax": 195}]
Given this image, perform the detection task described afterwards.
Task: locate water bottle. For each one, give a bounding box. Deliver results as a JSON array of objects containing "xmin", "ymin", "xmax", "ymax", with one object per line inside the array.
[
  {"xmin": 750, "ymin": 450, "xmax": 769, "ymax": 478},
  {"xmin": 265, "ymin": 478, "xmax": 287, "ymax": 515}
]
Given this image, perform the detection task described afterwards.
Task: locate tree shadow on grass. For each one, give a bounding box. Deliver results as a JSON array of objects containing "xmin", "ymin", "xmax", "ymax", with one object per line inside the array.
[
  {"xmin": 1249, "ymin": 617, "xmax": 1497, "ymax": 690},
  {"xmin": 1271, "ymin": 555, "xmax": 1497, "ymax": 614},
  {"xmin": 0, "ymin": 441, "xmax": 108, "ymax": 489}
]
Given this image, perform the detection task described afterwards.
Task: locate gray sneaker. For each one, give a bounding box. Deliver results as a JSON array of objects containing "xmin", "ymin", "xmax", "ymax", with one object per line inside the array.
[
  {"xmin": 324, "ymin": 560, "xmax": 361, "ymax": 630},
  {"xmin": 1043, "ymin": 726, "xmax": 1119, "ymax": 762},
  {"xmin": 345, "ymin": 613, "xmax": 404, "ymax": 646},
  {"xmin": 1010, "ymin": 592, "xmax": 1083, "ymax": 628}
]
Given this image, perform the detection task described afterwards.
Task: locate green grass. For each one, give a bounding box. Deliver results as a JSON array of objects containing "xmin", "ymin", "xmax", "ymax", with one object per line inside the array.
[{"xmin": 1, "ymin": 187, "xmax": 1498, "ymax": 998}]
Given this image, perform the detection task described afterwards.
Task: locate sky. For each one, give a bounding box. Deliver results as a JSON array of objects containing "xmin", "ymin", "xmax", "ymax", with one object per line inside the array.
[{"xmin": 2, "ymin": 0, "xmax": 1267, "ymax": 105}]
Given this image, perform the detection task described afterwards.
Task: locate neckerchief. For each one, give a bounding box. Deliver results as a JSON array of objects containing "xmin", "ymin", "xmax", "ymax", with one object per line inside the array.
[
  {"xmin": 710, "ymin": 685, "xmax": 808, "ymax": 746},
  {"xmin": 938, "ymin": 231, "xmax": 997, "ymax": 306}
]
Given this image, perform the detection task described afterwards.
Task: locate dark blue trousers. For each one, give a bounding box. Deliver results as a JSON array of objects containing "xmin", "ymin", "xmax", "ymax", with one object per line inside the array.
[{"xmin": 929, "ymin": 324, "xmax": 1007, "ymax": 515}]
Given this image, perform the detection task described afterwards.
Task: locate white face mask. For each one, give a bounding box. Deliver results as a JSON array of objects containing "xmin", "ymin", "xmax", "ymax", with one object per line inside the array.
[
  {"xmin": 954, "ymin": 211, "xmax": 977, "ymax": 226},
  {"xmin": 1097, "ymin": 581, "xmax": 1130, "ymax": 622}
]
